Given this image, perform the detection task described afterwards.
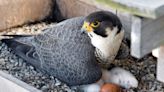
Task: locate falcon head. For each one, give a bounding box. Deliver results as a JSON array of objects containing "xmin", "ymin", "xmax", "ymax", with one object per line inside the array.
[
  {"xmin": 82, "ymin": 11, "xmax": 123, "ymax": 38},
  {"xmin": 82, "ymin": 11, "xmax": 124, "ymax": 68}
]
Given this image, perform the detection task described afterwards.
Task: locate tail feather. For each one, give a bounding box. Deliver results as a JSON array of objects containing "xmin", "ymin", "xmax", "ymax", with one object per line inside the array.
[
  {"xmin": 1, "ymin": 34, "xmax": 34, "ymax": 47},
  {"xmin": 1, "ymin": 36, "xmax": 41, "ymax": 69},
  {"xmin": 1, "ymin": 39, "xmax": 18, "ymax": 48},
  {"xmin": 2, "ymin": 34, "xmax": 34, "ymax": 37}
]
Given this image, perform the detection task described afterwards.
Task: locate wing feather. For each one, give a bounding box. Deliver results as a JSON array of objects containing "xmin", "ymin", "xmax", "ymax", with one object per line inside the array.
[{"xmin": 2, "ymin": 17, "xmax": 102, "ymax": 86}]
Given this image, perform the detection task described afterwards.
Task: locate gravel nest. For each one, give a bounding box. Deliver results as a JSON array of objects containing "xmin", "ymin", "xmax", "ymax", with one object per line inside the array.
[
  {"xmin": 0, "ymin": 22, "xmax": 164, "ymax": 92},
  {"xmin": 0, "ymin": 23, "xmax": 76, "ymax": 92}
]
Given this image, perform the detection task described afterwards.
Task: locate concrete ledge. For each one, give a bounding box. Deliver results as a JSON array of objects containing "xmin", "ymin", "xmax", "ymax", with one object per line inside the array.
[
  {"xmin": 0, "ymin": 0, "xmax": 52, "ymax": 31},
  {"xmin": 0, "ymin": 71, "xmax": 41, "ymax": 92}
]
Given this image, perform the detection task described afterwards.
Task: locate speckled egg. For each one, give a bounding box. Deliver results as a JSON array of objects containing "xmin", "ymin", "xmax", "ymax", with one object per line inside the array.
[{"xmin": 100, "ymin": 83, "xmax": 122, "ymax": 92}]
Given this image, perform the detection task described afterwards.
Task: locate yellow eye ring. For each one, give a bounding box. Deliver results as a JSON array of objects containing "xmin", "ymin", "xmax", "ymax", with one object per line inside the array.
[{"xmin": 91, "ymin": 21, "xmax": 100, "ymax": 28}]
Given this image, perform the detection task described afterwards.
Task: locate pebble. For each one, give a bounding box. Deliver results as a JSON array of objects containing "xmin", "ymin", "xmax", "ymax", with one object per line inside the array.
[
  {"xmin": 14, "ymin": 61, "xmax": 19, "ymax": 66},
  {"xmin": 82, "ymin": 84, "xmax": 101, "ymax": 92},
  {"xmin": 29, "ymin": 65, "xmax": 34, "ymax": 70},
  {"xmin": 10, "ymin": 59, "xmax": 16, "ymax": 63},
  {"xmin": 18, "ymin": 60, "xmax": 23, "ymax": 66},
  {"xmin": 55, "ymin": 79, "xmax": 62, "ymax": 86},
  {"xmin": 0, "ymin": 59, "xmax": 6, "ymax": 65},
  {"xmin": 41, "ymin": 85, "xmax": 49, "ymax": 90}
]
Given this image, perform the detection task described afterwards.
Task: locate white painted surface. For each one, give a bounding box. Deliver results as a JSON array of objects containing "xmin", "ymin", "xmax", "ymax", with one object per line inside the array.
[
  {"xmin": 157, "ymin": 46, "xmax": 164, "ymax": 82},
  {"xmin": 111, "ymin": 0, "xmax": 164, "ymax": 18},
  {"xmin": 152, "ymin": 48, "xmax": 159, "ymax": 58},
  {"xmin": 0, "ymin": 71, "xmax": 41, "ymax": 92},
  {"xmin": 131, "ymin": 15, "xmax": 164, "ymax": 58},
  {"xmin": 113, "ymin": 0, "xmax": 164, "ymax": 9}
]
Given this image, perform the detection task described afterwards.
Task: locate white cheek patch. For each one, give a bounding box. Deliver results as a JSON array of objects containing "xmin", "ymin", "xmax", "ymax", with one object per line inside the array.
[
  {"xmin": 106, "ymin": 27, "xmax": 124, "ymax": 58},
  {"xmin": 106, "ymin": 27, "xmax": 120, "ymax": 40},
  {"xmin": 89, "ymin": 27, "xmax": 124, "ymax": 59},
  {"xmin": 88, "ymin": 32, "xmax": 104, "ymax": 48}
]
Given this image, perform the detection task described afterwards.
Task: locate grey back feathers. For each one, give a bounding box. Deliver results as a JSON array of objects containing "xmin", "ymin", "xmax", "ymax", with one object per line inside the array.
[{"xmin": 2, "ymin": 17, "xmax": 102, "ymax": 86}]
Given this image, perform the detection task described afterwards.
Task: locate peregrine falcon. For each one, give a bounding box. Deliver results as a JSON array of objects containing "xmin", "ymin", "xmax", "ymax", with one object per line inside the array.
[
  {"xmin": 82, "ymin": 11, "xmax": 124, "ymax": 68},
  {"xmin": 1, "ymin": 17, "xmax": 102, "ymax": 86},
  {"xmin": 2, "ymin": 11, "xmax": 124, "ymax": 86}
]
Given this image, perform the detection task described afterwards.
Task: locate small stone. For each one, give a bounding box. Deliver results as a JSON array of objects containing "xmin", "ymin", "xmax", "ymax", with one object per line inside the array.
[
  {"xmin": 29, "ymin": 65, "xmax": 34, "ymax": 70},
  {"xmin": 16, "ymin": 29, "xmax": 24, "ymax": 35},
  {"xmin": 55, "ymin": 79, "xmax": 61, "ymax": 86},
  {"xmin": 0, "ymin": 59, "xmax": 6, "ymax": 65},
  {"xmin": 14, "ymin": 62, "xmax": 19, "ymax": 66},
  {"xmin": 10, "ymin": 59, "xmax": 15, "ymax": 63},
  {"xmin": 41, "ymin": 85, "xmax": 49, "ymax": 90},
  {"xmin": 35, "ymin": 76, "xmax": 39, "ymax": 80}
]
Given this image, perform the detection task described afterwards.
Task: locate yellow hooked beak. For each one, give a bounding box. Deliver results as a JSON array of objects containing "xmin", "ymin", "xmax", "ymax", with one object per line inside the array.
[{"xmin": 82, "ymin": 21, "xmax": 93, "ymax": 32}]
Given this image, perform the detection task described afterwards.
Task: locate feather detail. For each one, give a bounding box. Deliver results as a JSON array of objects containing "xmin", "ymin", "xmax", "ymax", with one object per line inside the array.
[{"xmin": 1, "ymin": 17, "xmax": 102, "ymax": 86}]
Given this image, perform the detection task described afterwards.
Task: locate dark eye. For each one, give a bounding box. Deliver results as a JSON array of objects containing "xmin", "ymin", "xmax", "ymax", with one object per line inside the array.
[{"xmin": 91, "ymin": 21, "xmax": 100, "ymax": 27}]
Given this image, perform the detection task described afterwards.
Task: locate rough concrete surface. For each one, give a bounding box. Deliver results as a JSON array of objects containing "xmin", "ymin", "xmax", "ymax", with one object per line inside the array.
[{"xmin": 0, "ymin": 0, "xmax": 52, "ymax": 31}]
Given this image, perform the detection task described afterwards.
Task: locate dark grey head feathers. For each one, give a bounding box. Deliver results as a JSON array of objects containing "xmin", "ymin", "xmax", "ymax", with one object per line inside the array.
[{"xmin": 84, "ymin": 11, "xmax": 122, "ymax": 37}]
